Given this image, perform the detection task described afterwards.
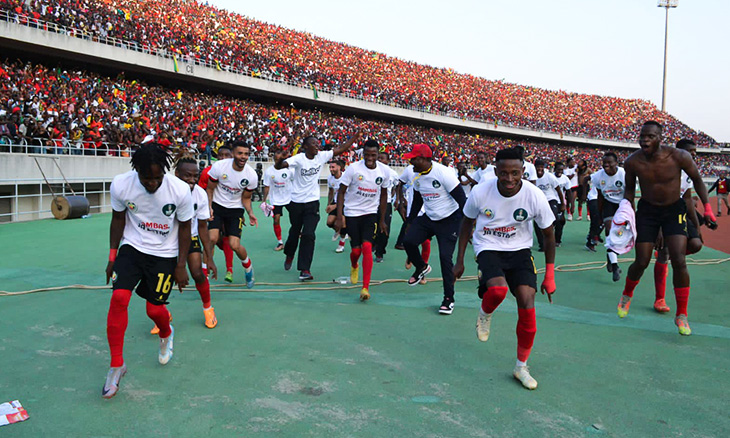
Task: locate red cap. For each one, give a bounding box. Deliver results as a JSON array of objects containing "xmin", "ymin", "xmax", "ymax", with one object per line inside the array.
[{"xmin": 402, "ymin": 144, "xmax": 433, "ymax": 160}]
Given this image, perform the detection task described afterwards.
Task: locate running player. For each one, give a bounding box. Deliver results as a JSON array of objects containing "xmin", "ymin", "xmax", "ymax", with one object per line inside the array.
[
  {"xmin": 395, "ymin": 165, "xmax": 432, "ymax": 279},
  {"xmin": 453, "ymin": 147, "xmax": 556, "ymax": 390},
  {"xmin": 326, "ymin": 160, "xmax": 347, "ymax": 253},
  {"xmin": 335, "ymin": 140, "xmax": 390, "ymax": 301},
  {"xmin": 199, "ymin": 146, "xmax": 235, "ymax": 282},
  {"xmin": 653, "ymin": 139, "xmax": 705, "ymax": 313},
  {"xmin": 274, "ymin": 133, "xmax": 361, "ymax": 281},
  {"xmin": 575, "ymin": 159, "xmax": 591, "ymax": 221},
  {"xmin": 618, "ymin": 123, "xmax": 717, "ymax": 336},
  {"xmin": 471, "ymin": 151, "xmax": 496, "ymax": 184},
  {"xmin": 206, "ymin": 141, "xmax": 258, "ymax": 288},
  {"xmin": 534, "ymin": 159, "xmax": 564, "ymax": 251},
  {"xmin": 103, "ymin": 144, "xmax": 193, "ymax": 399},
  {"xmin": 263, "ymin": 154, "xmax": 292, "ymax": 251},
  {"xmin": 594, "ymin": 152, "xmax": 625, "ymax": 281},
  {"xmin": 584, "ymin": 170, "xmax": 604, "ymax": 252},
  {"xmin": 401, "ymin": 143, "xmax": 467, "ymax": 315},
  {"xmin": 374, "ymin": 150, "xmax": 400, "ymax": 263}
]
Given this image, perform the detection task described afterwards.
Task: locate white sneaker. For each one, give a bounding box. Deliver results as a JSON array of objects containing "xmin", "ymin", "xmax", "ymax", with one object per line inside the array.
[
  {"xmin": 476, "ymin": 311, "xmax": 492, "ymax": 342},
  {"xmin": 566, "ymin": 213, "xmax": 573, "ymax": 221},
  {"xmin": 102, "ymin": 363, "xmax": 127, "ymax": 399},
  {"xmin": 158, "ymin": 325, "xmax": 174, "ymax": 365},
  {"xmin": 335, "ymin": 245, "xmax": 345, "ymax": 253},
  {"xmin": 513, "ymin": 365, "xmax": 538, "ymax": 390},
  {"xmin": 577, "ymin": 215, "xmax": 583, "ymax": 221},
  {"xmin": 332, "ymin": 231, "xmax": 340, "ymax": 241}
]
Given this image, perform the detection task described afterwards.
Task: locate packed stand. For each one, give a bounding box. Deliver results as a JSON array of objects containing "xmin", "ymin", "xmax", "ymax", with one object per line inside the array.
[
  {"xmin": 0, "ymin": 59, "xmax": 727, "ymax": 175},
  {"xmin": 0, "ymin": 0, "xmax": 718, "ymax": 147}
]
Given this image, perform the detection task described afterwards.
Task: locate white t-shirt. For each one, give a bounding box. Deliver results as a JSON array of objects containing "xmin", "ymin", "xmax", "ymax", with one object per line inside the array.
[
  {"xmin": 411, "ymin": 162, "xmax": 461, "ymax": 221},
  {"xmin": 594, "ymin": 167, "xmax": 626, "ymax": 205},
  {"xmin": 285, "ymin": 150, "xmax": 334, "ymax": 203},
  {"xmin": 556, "ymin": 174, "xmax": 571, "ymax": 204},
  {"xmin": 383, "ymin": 165, "xmax": 400, "ymax": 203},
  {"xmin": 459, "ymin": 173, "xmax": 473, "ymax": 197},
  {"xmin": 327, "ymin": 173, "xmax": 344, "ymax": 204},
  {"xmin": 473, "ymin": 165, "xmax": 496, "ymax": 184},
  {"xmin": 263, "ymin": 166, "xmax": 292, "ymax": 206},
  {"xmin": 523, "ymin": 162, "xmax": 538, "ymax": 182},
  {"xmin": 536, "ymin": 171, "xmax": 561, "ymax": 202},
  {"xmin": 191, "ymin": 185, "xmax": 210, "ymax": 237},
  {"xmin": 680, "ymin": 170, "xmax": 693, "ymax": 197},
  {"xmin": 565, "ymin": 165, "xmax": 578, "ymax": 188},
  {"xmin": 587, "ymin": 173, "xmax": 598, "ymax": 201},
  {"xmin": 399, "ymin": 165, "xmax": 421, "ymax": 217},
  {"xmin": 464, "ymin": 179, "xmax": 555, "ymax": 254},
  {"xmin": 111, "ymin": 171, "xmax": 193, "ymax": 258},
  {"xmin": 340, "ymin": 160, "xmax": 389, "ymax": 217},
  {"xmin": 207, "ymin": 159, "xmax": 258, "ymax": 209}
]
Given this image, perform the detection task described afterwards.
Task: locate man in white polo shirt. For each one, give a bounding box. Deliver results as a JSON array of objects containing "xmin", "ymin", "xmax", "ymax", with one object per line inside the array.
[
  {"xmin": 453, "ymin": 147, "xmax": 557, "ymax": 390},
  {"xmin": 401, "ymin": 143, "xmax": 467, "ymax": 315},
  {"xmin": 594, "ymin": 152, "xmax": 626, "ymax": 282},
  {"xmin": 274, "ymin": 133, "xmax": 361, "ymax": 281}
]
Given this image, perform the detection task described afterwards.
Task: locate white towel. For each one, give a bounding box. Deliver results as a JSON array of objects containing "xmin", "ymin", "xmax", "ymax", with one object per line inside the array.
[{"xmin": 605, "ymin": 199, "xmax": 636, "ymax": 255}]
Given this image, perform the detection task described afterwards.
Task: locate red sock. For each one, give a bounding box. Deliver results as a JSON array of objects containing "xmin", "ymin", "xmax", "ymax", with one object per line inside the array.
[
  {"xmin": 516, "ymin": 307, "xmax": 537, "ymax": 362},
  {"xmin": 222, "ymin": 238, "xmax": 234, "ymax": 272},
  {"xmin": 196, "ymin": 279, "xmax": 211, "ymax": 308},
  {"xmin": 578, "ymin": 205, "xmax": 583, "ymax": 216},
  {"xmin": 107, "ymin": 289, "xmax": 132, "ymax": 367},
  {"xmin": 421, "ymin": 239, "xmax": 431, "ymax": 264},
  {"xmin": 146, "ymin": 302, "xmax": 171, "ymax": 338},
  {"xmin": 242, "ymin": 257, "xmax": 252, "ymax": 270},
  {"xmin": 273, "ymin": 223, "xmax": 282, "ymax": 241},
  {"xmin": 623, "ymin": 278, "xmax": 640, "ymax": 298},
  {"xmin": 653, "ymin": 262, "xmax": 669, "ymax": 301},
  {"xmin": 674, "ymin": 287, "xmax": 690, "ymax": 316},
  {"xmin": 362, "ymin": 241, "xmax": 373, "ymax": 289},
  {"xmin": 350, "ymin": 247, "xmax": 362, "ymax": 268},
  {"xmin": 481, "ymin": 285, "xmax": 508, "ymax": 314}
]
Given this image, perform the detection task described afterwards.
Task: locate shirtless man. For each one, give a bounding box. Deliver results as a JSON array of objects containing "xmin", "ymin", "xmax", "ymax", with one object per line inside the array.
[{"xmin": 617, "ymin": 121, "xmax": 717, "ymax": 336}]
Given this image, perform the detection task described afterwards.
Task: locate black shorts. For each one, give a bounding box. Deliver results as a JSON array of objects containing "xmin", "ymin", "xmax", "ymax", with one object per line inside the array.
[
  {"xmin": 576, "ymin": 185, "xmax": 586, "ymax": 201},
  {"xmin": 346, "ymin": 214, "xmax": 378, "ymax": 246},
  {"xmin": 636, "ymin": 198, "xmax": 688, "ymax": 243},
  {"xmin": 476, "ymin": 248, "xmax": 537, "ymax": 295},
  {"xmin": 112, "ymin": 245, "xmax": 178, "ymax": 305},
  {"xmin": 601, "ymin": 201, "xmax": 620, "ymax": 221},
  {"xmin": 189, "ymin": 235, "xmax": 202, "ymax": 254},
  {"xmin": 273, "ymin": 205, "xmax": 284, "ymax": 216},
  {"xmin": 209, "ymin": 202, "xmax": 244, "ymax": 238},
  {"xmin": 328, "ymin": 201, "xmax": 338, "ymax": 217}
]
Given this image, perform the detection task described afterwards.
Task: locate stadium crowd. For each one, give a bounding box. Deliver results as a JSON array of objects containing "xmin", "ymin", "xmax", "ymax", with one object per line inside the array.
[
  {"xmin": 0, "ymin": 59, "xmax": 727, "ymax": 175},
  {"xmin": 0, "ymin": 0, "xmax": 719, "ymax": 147}
]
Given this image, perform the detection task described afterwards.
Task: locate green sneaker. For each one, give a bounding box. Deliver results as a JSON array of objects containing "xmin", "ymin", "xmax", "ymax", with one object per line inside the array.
[{"xmin": 224, "ymin": 270, "xmax": 233, "ymax": 283}]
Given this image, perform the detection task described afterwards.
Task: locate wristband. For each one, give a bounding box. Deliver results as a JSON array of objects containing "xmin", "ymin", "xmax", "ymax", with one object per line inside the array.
[
  {"xmin": 109, "ymin": 249, "xmax": 117, "ymax": 262},
  {"xmin": 544, "ymin": 263, "xmax": 555, "ymax": 279},
  {"xmin": 704, "ymin": 203, "xmax": 717, "ymax": 222}
]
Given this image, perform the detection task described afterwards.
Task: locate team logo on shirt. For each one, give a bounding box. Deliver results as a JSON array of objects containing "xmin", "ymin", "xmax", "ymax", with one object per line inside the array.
[
  {"xmin": 686, "ymin": 177, "xmax": 691, "ymax": 183},
  {"xmin": 162, "ymin": 203, "xmax": 177, "ymax": 217},
  {"xmin": 125, "ymin": 201, "xmax": 138, "ymax": 213},
  {"xmin": 193, "ymin": 203, "xmax": 198, "ymax": 211},
  {"xmin": 600, "ymin": 180, "xmax": 606, "ymax": 186},
  {"xmin": 222, "ymin": 173, "xmax": 228, "ymax": 180},
  {"xmin": 282, "ymin": 172, "xmax": 288, "ymax": 179},
  {"xmin": 524, "ymin": 172, "xmax": 531, "ymax": 179},
  {"xmin": 358, "ymin": 174, "xmax": 364, "ymax": 181},
  {"xmin": 111, "ymin": 271, "xmax": 117, "ymax": 283},
  {"xmin": 240, "ymin": 178, "xmax": 249, "ymax": 187},
  {"xmin": 484, "ymin": 209, "xmax": 494, "ymax": 219},
  {"xmin": 615, "ymin": 181, "xmax": 623, "ymax": 188},
  {"xmin": 432, "ymin": 180, "xmax": 441, "ymax": 188},
  {"xmin": 375, "ymin": 177, "xmax": 383, "ymax": 185},
  {"xmin": 513, "ymin": 208, "xmax": 528, "ymax": 222},
  {"xmin": 271, "ymin": 175, "xmax": 276, "ymax": 180}
]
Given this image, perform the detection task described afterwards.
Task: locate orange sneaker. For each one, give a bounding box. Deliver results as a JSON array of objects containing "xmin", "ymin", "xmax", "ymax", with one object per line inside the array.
[
  {"xmin": 150, "ymin": 309, "xmax": 173, "ymax": 335},
  {"xmin": 203, "ymin": 307, "xmax": 217, "ymax": 329},
  {"xmin": 675, "ymin": 314, "xmax": 692, "ymax": 336},
  {"xmin": 617, "ymin": 295, "xmax": 631, "ymax": 318},
  {"xmin": 653, "ymin": 299, "xmax": 670, "ymax": 313}
]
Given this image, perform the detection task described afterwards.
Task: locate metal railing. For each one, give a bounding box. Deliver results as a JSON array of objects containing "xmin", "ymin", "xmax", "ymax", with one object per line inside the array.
[
  {"xmin": 0, "ymin": 9, "xmax": 676, "ymax": 148},
  {"xmin": 0, "ymin": 177, "xmax": 114, "ymax": 222}
]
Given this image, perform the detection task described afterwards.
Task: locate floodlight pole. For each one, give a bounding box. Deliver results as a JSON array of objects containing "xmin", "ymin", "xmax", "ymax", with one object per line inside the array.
[{"xmin": 658, "ymin": 0, "xmax": 678, "ymax": 112}]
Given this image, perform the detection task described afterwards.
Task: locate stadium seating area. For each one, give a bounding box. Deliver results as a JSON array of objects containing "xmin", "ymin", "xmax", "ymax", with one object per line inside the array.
[
  {"xmin": 1, "ymin": 59, "xmax": 727, "ymax": 175},
  {"xmin": 0, "ymin": 0, "xmax": 718, "ymax": 147}
]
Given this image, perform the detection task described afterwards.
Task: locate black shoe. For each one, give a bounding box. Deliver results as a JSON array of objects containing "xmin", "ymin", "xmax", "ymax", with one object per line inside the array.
[
  {"xmin": 556, "ymin": 242, "xmax": 561, "ymax": 248},
  {"xmin": 394, "ymin": 243, "xmax": 405, "ymax": 250},
  {"xmin": 597, "ymin": 235, "xmax": 604, "ymax": 243},
  {"xmin": 438, "ymin": 299, "xmax": 455, "ymax": 315},
  {"xmin": 585, "ymin": 243, "xmax": 596, "ymax": 252},
  {"xmin": 606, "ymin": 254, "xmax": 613, "ymax": 272},
  {"xmin": 284, "ymin": 257, "xmax": 293, "ymax": 271},
  {"xmin": 612, "ymin": 264, "xmax": 621, "ymax": 282},
  {"xmin": 299, "ymin": 270, "xmax": 313, "ymax": 281},
  {"xmin": 537, "ymin": 247, "xmax": 544, "ymax": 252},
  {"xmin": 375, "ymin": 256, "xmax": 384, "ymax": 263}
]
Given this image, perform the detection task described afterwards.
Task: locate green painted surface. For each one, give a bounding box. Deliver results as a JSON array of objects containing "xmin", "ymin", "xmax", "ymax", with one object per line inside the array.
[{"xmin": 1, "ymin": 206, "xmax": 728, "ymax": 437}]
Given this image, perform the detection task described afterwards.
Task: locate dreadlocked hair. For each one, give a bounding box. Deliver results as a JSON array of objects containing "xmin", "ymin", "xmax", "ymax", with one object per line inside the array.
[
  {"xmin": 131, "ymin": 143, "xmax": 172, "ymax": 174},
  {"xmin": 173, "ymin": 147, "xmax": 198, "ymax": 169}
]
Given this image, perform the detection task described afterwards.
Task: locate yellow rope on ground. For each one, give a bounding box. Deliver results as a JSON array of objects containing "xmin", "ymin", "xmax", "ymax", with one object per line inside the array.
[{"xmin": 1, "ymin": 258, "xmax": 728, "ymax": 297}]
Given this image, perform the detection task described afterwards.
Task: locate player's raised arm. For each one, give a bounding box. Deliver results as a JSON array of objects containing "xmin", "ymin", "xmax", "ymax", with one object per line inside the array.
[
  {"xmin": 332, "ymin": 131, "xmax": 363, "ymax": 156},
  {"xmin": 273, "ymin": 149, "xmax": 291, "ymax": 170}
]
